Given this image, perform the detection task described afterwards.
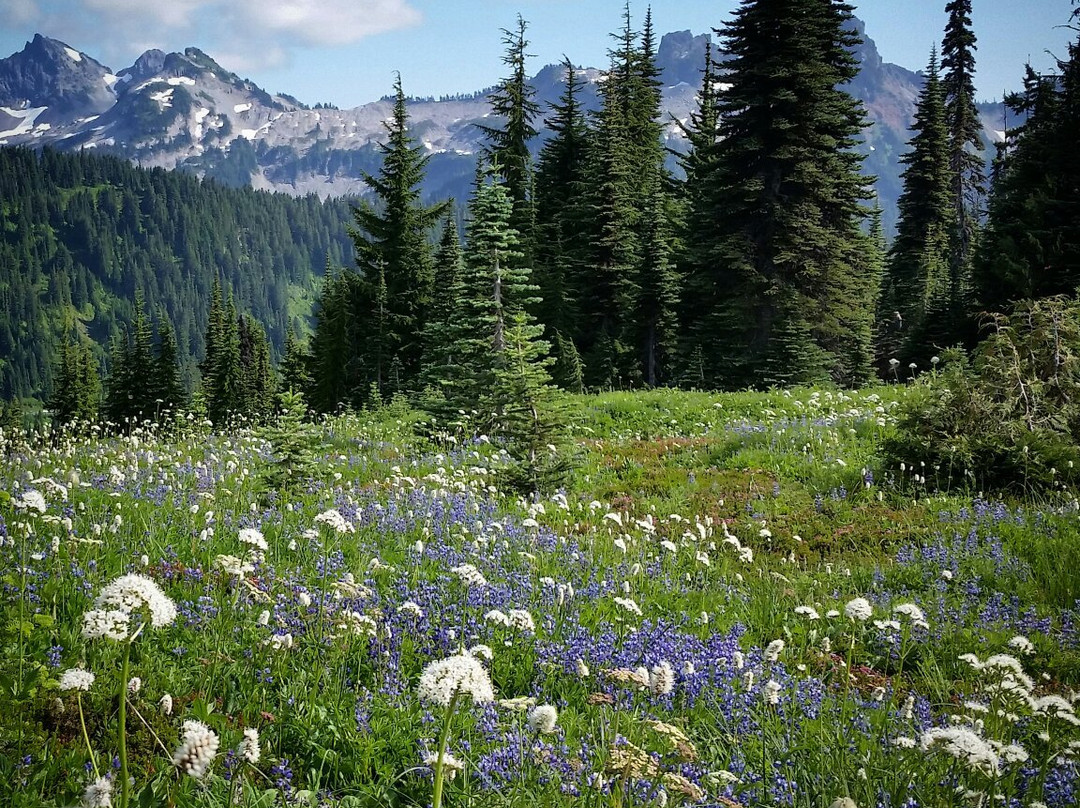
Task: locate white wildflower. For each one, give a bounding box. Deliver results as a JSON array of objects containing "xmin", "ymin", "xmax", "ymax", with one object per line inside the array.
[
  {"xmin": 763, "ymin": 679, "xmax": 782, "ymax": 706},
  {"xmin": 418, "ymin": 653, "xmax": 495, "ymax": 707},
  {"xmin": 127, "ymin": 677, "xmax": 141, "ymax": 695},
  {"xmin": 314, "ymin": 509, "xmax": 354, "ymax": 534},
  {"xmin": 82, "ymin": 776, "xmax": 113, "ymax": 807},
  {"xmin": 398, "ymin": 601, "xmax": 424, "ymax": 618},
  {"xmin": 15, "ymin": 490, "xmax": 47, "ymax": 513},
  {"xmin": 575, "ymin": 658, "xmax": 590, "ymax": 678},
  {"xmin": 216, "ymin": 554, "xmax": 254, "ymax": 577},
  {"xmin": 893, "ymin": 603, "xmax": 926, "ymax": 624},
  {"xmin": 92, "ymin": 574, "xmax": 176, "ymax": 629},
  {"xmin": 423, "ymin": 750, "xmax": 466, "ymax": 781},
  {"xmin": 172, "ymin": 719, "xmax": 220, "ymax": 779},
  {"xmin": 239, "ymin": 727, "xmax": 260, "ymax": 764},
  {"xmin": 1007, "ymin": 635, "xmax": 1035, "ymax": 655},
  {"xmin": 614, "ymin": 596, "xmax": 643, "ymax": 616},
  {"xmin": 527, "ymin": 704, "xmax": 559, "ymax": 734},
  {"xmin": 920, "ymin": 727, "xmax": 1000, "ymax": 777},
  {"xmin": 794, "ymin": 605, "xmax": 820, "ymax": 620},
  {"xmin": 238, "ymin": 528, "xmax": 267, "ymax": 551},
  {"xmin": 468, "ymin": 644, "xmax": 494, "ymax": 662},
  {"xmin": 59, "ymin": 667, "xmax": 95, "ymax": 692},
  {"xmin": 764, "ymin": 639, "xmax": 785, "ymax": 663},
  {"xmin": 507, "ymin": 609, "xmax": 536, "ymax": 632},
  {"xmin": 844, "ymin": 597, "xmax": 873, "ymax": 622},
  {"xmin": 450, "ymin": 563, "xmax": 487, "ymax": 588},
  {"xmin": 159, "ymin": 694, "xmax": 173, "ymax": 715},
  {"xmin": 81, "ymin": 609, "xmax": 131, "ymax": 642},
  {"xmin": 650, "ymin": 661, "xmax": 676, "ymax": 696}
]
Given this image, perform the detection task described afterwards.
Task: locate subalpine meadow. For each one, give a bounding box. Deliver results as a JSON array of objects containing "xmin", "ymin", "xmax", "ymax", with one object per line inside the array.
[{"xmin": 1, "ymin": 388, "xmax": 1078, "ymax": 807}]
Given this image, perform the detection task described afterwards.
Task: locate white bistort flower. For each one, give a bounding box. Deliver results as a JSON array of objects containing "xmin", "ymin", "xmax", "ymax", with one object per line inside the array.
[
  {"xmin": 844, "ymin": 597, "xmax": 873, "ymax": 622},
  {"xmin": 650, "ymin": 660, "xmax": 676, "ymax": 696},
  {"xmin": 527, "ymin": 704, "xmax": 559, "ymax": 734},
  {"xmin": 764, "ymin": 639, "xmax": 785, "ymax": 663},
  {"xmin": 314, "ymin": 509, "xmax": 355, "ymax": 534},
  {"xmin": 763, "ymin": 679, "xmax": 782, "ymax": 706},
  {"xmin": 172, "ymin": 719, "xmax": 220, "ymax": 779},
  {"xmin": 159, "ymin": 693, "xmax": 173, "ymax": 715},
  {"xmin": 418, "ymin": 653, "xmax": 495, "ymax": 707},
  {"xmin": 919, "ymin": 727, "xmax": 1000, "ymax": 777},
  {"xmin": 91, "ymin": 574, "xmax": 177, "ymax": 631},
  {"xmin": 507, "ymin": 609, "xmax": 536, "ymax": 633},
  {"xmin": 423, "ymin": 750, "xmax": 466, "ymax": 781},
  {"xmin": 450, "ymin": 563, "xmax": 487, "ymax": 588},
  {"xmin": 614, "ymin": 596, "xmax": 643, "ymax": 616},
  {"xmin": 81, "ymin": 609, "xmax": 131, "ymax": 642},
  {"xmin": 238, "ymin": 528, "xmax": 268, "ymax": 551},
  {"xmin": 794, "ymin": 605, "xmax": 820, "ymax": 620},
  {"xmin": 59, "ymin": 667, "xmax": 95, "ymax": 692},
  {"xmin": 239, "ymin": 727, "xmax": 260, "ymax": 764},
  {"xmin": 82, "ymin": 775, "xmax": 113, "ymax": 808},
  {"xmin": 1007, "ymin": 635, "xmax": 1035, "ymax": 655}
]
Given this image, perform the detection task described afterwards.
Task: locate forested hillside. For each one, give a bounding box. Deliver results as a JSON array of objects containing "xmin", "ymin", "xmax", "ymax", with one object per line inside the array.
[{"xmin": 0, "ymin": 147, "xmax": 355, "ymax": 399}]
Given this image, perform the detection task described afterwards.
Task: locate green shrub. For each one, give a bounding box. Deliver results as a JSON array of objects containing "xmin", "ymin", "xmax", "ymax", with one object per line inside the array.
[{"xmin": 882, "ymin": 296, "xmax": 1080, "ymax": 495}]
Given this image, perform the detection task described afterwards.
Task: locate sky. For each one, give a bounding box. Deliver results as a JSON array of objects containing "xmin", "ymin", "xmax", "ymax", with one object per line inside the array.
[{"xmin": 1, "ymin": 0, "xmax": 1076, "ymax": 108}]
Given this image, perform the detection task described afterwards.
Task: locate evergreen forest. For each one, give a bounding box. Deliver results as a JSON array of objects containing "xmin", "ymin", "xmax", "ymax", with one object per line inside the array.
[{"xmin": 1, "ymin": 0, "xmax": 1079, "ymax": 437}]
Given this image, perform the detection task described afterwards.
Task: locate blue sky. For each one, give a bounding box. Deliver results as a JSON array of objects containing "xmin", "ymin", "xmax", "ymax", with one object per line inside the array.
[{"xmin": 1, "ymin": 1, "xmax": 1076, "ymax": 107}]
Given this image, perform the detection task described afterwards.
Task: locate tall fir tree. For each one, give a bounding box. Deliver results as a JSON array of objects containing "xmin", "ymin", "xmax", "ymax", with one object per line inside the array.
[
  {"xmin": 534, "ymin": 57, "xmax": 591, "ymax": 346},
  {"xmin": 350, "ymin": 74, "xmax": 445, "ymax": 397},
  {"xmin": 683, "ymin": 0, "xmax": 876, "ymax": 388},
  {"xmin": 879, "ymin": 48, "xmax": 952, "ymax": 366},
  {"xmin": 941, "ymin": 0, "xmax": 986, "ymax": 319},
  {"xmin": 151, "ymin": 308, "xmax": 187, "ymax": 415},
  {"xmin": 419, "ymin": 207, "xmax": 464, "ymax": 393},
  {"xmin": 50, "ymin": 328, "xmax": 101, "ymax": 425},
  {"xmin": 279, "ymin": 326, "xmax": 314, "ymax": 402},
  {"xmin": 309, "ymin": 267, "xmax": 363, "ymax": 412},
  {"xmin": 975, "ymin": 12, "xmax": 1080, "ymax": 308},
  {"xmin": 437, "ymin": 168, "xmax": 543, "ymax": 420},
  {"xmin": 478, "ymin": 16, "xmax": 540, "ymax": 267}
]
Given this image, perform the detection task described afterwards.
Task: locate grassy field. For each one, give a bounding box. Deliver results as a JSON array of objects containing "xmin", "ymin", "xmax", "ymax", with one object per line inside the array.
[{"xmin": 1, "ymin": 387, "xmax": 1078, "ymax": 808}]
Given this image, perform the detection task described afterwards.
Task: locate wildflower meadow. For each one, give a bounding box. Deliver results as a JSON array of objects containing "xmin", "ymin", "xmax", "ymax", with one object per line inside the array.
[{"xmin": 1, "ymin": 388, "xmax": 1078, "ymax": 808}]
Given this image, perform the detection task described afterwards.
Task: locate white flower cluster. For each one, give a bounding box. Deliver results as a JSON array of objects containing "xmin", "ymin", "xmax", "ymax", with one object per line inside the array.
[
  {"xmin": 763, "ymin": 679, "xmax": 782, "ymax": 706},
  {"xmin": 418, "ymin": 653, "xmax": 495, "ymax": 707},
  {"xmin": 15, "ymin": 489, "xmax": 47, "ymax": 513},
  {"xmin": 423, "ymin": 750, "xmax": 466, "ymax": 781},
  {"xmin": 650, "ymin": 660, "xmax": 676, "ymax": 696},
  {"xmin": 844, "ymin": 597, "xmax": 873, "ymax": 622},
  {"xmin": 764, "ymin": 639, "xmax": 785, "ymax": 664},
  {"xmin": 335, "ymin": 610, "xmax": 378, "ymax": 638},
  {"xmin": 81, "ymin": 775, "xmax": 113, "ymax": 808},
  {"xmin": 216, "ymin": 554, "xmax": 255, "ymax": 577},
  {"xmin": 614, "ymin": 596, "xmax": 643, "ymax": 616},
  {"xmin": 82, "ymin": 574, "xmax": 177, "ymax": 642},
  {"xmin": 238, "ymin": 528, "xmax": 267, "ymax": 551},
  {"xmin": 239, "ymin": 727, "xmax": 260, "ymax": 764},
  {"xmin": 59, "ymin": 667, "xmax": 95, "ymax": 692},
  {"xmin": 172, "ymin": 719, "xmax": 220, "ymax": 779},
  {"xmin": 314, "ymin": 509, "xmax": 354, "ymax": 534},
  {"xmin": 919, "ymin": 726, "xmax": 1000, "ymax": 777},
  {"xmin": 527, "ymin": 704, "xmax": 559, "ymax": 734},
  {"xmin": 450, "ymin": 563, "xmax": 487, "ymax": 588}
]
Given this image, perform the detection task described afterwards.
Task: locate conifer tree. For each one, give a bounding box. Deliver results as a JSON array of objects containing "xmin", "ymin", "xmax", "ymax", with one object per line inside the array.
[
  {"xmin": 478, "ymin": 16, "xmax": 539, "ymax": 265},
  {"xmin": 50, "ymin": 329, "xmax": 101, "ymax": 425},
  {"xmin": 257, "ymin": 389, "xmax": 321, "ymax": 502},
  {"xmin": 309, "ymin": 268, "xmax": 361, "ymax": 412},
  {"xmin": 880, "ymin": 49, "xmax": 952, "ymax": 366},
  {"xmin": 351, "ymin": 74, "xmax": 445, "ymax": 395},
  {"xmin": 683, "ymin": 0, "xmax": 876, "ymax": 388},
  {"xmin": 975, "ymin": 13, "xmax": 1080, "ymax": 307},
  {"xmin": 152, "ymin": 309, "xmax": 186, "ymax": 415},
  {"xmin": 941, "ymin": 0, "xmax": 986, "ymax": 314},
  {"xmin": 437, "ymin": 168, "xmax": 544, "ymax": 422},
  {"xmin": 534, "ymin": 57, "xmax": 591, "ymax": 344},
  {"xmin": 279, "ymin": 326, "xmax": 314, "ymax": 401},
  {"xmin": 420, "ymin": 208, "xmax": 464, "ymax": 394}
]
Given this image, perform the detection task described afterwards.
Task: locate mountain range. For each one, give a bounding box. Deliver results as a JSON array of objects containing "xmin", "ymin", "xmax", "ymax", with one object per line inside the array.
[{"xmin": 0, "ymin": 22, "xmax": 1007, "ymax": 233}]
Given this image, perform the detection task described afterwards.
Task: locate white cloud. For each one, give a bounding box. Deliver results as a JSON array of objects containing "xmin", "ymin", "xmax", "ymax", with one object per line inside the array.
[
  {"xmin": 228, "ymin": 0, "xmax": 422, "ymax": 46},
  {"xmin": 5, "ymin": 0, "xmax": 423, "ymax": 71},
  {"xmin": 2, "ymin": 0, "xmax": 40, "ymax": 26}
]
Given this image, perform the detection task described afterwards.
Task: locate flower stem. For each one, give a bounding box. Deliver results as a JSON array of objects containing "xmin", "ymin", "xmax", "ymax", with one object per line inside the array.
[
  {"xmin": 77, "ymin": 693, "xmax": 100, "ymax": 778},
  {"xmin": 118, "ymin": 641, "xmax": 131, "ymax": 808},
  {"xmin": 432, "ymin": 691, "xmax": 461, "ymax": 808}
]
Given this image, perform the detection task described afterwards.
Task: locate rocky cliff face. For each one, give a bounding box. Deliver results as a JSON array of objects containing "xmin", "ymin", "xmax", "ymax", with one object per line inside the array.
[{"xmin": 0, "ymin": 27, "xmax": 1006, "ymax": 231}]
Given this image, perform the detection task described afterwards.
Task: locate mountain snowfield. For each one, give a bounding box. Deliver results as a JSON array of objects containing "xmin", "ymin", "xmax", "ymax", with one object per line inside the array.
[{"xmin": 0, "ymin": 25, "xmax": 1005, "ymax": 228}]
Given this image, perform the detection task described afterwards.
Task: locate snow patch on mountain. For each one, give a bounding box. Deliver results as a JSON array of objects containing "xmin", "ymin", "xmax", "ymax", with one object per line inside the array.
[{"xmin": 63, "ymin": 47, "xmax": 81, "ymax": 62}]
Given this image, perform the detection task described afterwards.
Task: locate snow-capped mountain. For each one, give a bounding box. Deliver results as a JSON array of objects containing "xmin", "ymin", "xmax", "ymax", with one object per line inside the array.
[{"xmin": 0, "ymin": 25, "xmax": 1005, "ymax": 230}]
